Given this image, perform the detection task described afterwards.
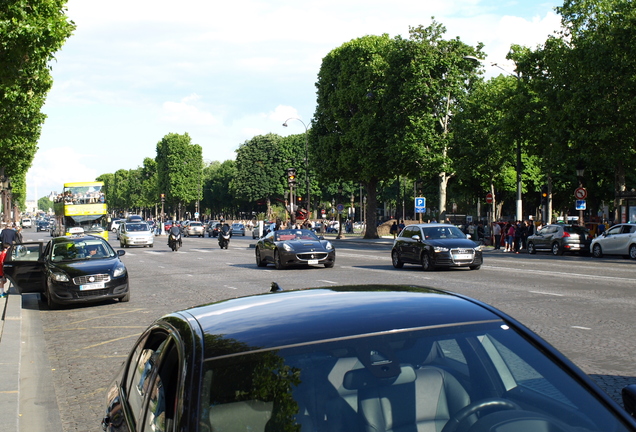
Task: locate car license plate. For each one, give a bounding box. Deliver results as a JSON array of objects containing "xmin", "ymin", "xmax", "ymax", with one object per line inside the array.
[
  {"xmin": 308, "ymin": 259, "xmax": 319, "ymax": 265},
  {"xmin": 453, "ymin": 253, "xmax": 473, "ymax": 260},
  {"xmin": 80, "ymin": 282, "xmax": 105, "ymax": 291}
]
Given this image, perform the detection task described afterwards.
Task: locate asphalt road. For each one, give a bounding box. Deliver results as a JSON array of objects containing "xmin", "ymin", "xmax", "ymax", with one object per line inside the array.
[{"xmin": 19, "ymin": 229, "xmax": 636, "ymax": 432}]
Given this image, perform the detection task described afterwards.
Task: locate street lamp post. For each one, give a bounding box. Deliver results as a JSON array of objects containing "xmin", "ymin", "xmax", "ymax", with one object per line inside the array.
[
  {"xmin": 282, "ymin": 118, "xmax": 311, "ymax": 219},
  {"xmin": 464, "ymin": 55, "xmax": 523, "ymax": 222},
  {"xmin": 576, "ymin": 161, "xmax": 585, "ymax": 226}
]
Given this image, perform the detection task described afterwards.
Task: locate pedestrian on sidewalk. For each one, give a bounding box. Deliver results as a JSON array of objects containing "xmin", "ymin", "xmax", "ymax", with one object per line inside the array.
[
  {"xmin": 0, "ymin": 243, "xmax": 10, "ymax": 298},
  {"xmin": 390, "ymin": 221, "xmax": 398, "ymax": 239},
  {"xmin": 492, "ymin": 222, "xmax": 501, "ymax": 250}
]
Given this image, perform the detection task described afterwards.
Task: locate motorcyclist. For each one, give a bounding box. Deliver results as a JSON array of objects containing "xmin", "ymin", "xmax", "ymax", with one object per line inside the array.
[
  {"xmin": 218, "ymin": 223, "xmax": 232, "ymax": 248},
  {"xmin": 168, "ymin": 225, "xmax": 182, "ymax": 248}
]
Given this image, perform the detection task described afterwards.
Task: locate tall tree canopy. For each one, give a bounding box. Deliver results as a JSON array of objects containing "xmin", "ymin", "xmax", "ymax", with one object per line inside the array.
[
  {"xmin": 311, "ymin": 22, "xmax": 482, "ymax": 237},
  {"xmin": 0, "ymin": 0, "xmax": 75, "ymax": 209}
]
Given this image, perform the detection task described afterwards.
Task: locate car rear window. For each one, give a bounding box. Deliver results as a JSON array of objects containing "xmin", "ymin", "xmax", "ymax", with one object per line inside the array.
[{"xmin": 564, "ymin": 226, "xmax": 589, "ymax": 235}]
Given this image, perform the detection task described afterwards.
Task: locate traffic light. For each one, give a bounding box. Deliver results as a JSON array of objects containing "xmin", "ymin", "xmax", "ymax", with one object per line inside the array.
[
  {"xmin": 540, "ymin": 185, "xmax": 548, "ymax": 206},
  {"xmin": 286, "ymin": 168, "xmax": 297, "ymax": 186}
]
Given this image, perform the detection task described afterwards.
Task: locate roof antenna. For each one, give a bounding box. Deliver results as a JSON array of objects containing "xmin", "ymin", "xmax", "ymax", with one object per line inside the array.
[{"xmin": 270, "ymin": 282, "xmax": 283, "ymax": 292}]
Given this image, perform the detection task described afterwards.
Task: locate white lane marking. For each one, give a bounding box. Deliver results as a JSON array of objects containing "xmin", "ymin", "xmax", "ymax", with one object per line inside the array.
[
  {"xmin": 529, "ymin": 291, "xmax": 564, "ymax": 297},
  {"xmin": 571, "ymin": 326, "xmax": 591, "ymax": 330},
  {"xmin": 318, "ymin": 280, "xmax": 339, "ymax": 284},
  {"xmin": 225, "ymin": 286, "xmax": 238, "ymax": 290},
  {"xmin": 190, "ymin": 249, "xmax": 211, "ymax": 253},
  {"xmin": 484, "ymin": 265, "xmax": 632, "ymax": 283}
]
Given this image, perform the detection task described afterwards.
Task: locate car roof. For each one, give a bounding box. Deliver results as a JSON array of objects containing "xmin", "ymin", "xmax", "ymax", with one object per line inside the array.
[{"xmin": 179, "ymin": 285, "xmax": 503, "ymax": 358}]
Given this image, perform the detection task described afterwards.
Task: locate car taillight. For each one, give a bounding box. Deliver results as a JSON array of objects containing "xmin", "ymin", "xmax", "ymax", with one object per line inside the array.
[{"xmin": 562, "ymin": 231, "xmax": 570, "ymax": 237}]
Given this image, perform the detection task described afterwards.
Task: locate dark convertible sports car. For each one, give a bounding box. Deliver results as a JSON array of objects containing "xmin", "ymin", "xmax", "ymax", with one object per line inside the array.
[
  {"xmin": 392, "ymin": 223, "xmax": 483, "ymax": 270},
  {"xmin": 102, "ymin": 285, "xmax": 636, "ymax": 432},
  {"xmin": 255, "ymin": 228, "xmax": 335, "ymax": 269},
  {"xmin": 4, "ymin": 234, "xmax": 129, "ymax": 308}
]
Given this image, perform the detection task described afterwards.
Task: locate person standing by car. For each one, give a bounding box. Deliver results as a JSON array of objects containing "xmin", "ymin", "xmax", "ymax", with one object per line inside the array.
[
  {"xmin": 0, "ymin": 223, "xmax": 17, "ymax": 245},
  {"xmin": 505, "ymin": 223, "xmax": 515, "ymax": 252},
  {"xmin": 0, "ymin": 243, "xmax": 9, "ymax": 297}
]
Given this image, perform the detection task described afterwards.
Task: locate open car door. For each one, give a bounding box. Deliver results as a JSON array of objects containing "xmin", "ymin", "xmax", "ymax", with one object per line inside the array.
[{"xmin": 3, "ymin": 242, "xmax": 46, "ymax": 294}]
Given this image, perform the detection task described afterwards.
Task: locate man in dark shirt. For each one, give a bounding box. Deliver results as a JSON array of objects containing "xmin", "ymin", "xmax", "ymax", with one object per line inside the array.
[{"xmin": 0, "ymin": 224, "xmax": 17, "ymax": 245}]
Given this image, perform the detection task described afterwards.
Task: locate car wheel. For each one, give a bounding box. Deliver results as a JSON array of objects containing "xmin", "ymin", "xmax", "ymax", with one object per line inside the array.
[
  {"xmin": 255, "ymin": 248, "xmax": 267, "ymax": 267},
  {"xmin": 421, "ymin": 253, "xmax": 434, "ymax": 271},
  {"xmin": 391, "ymin": 250, "xmax": 404, "ymax": 268},
  {"xmin": 324, "ymin": 261, "xmax": 335, "ymax": 268},
  {"xmin": 527, "ymin": 242, "xmax": 536, "ymax": 254},
  {"xmin": 551, "ymin": 242, "xmax": 563, "ymax": 256},
  {"xmin": 119, "ymin": 291, "xmax": 130, "ymax": 302},
  {"xmin": 149, "ymin": 244, "xmax": 153, "ymax": 248},
  {"xmin": 592, "ymin": 244, "xmax": 603, "ymax": 258},
  {"xmin": 629, "ymin": 244, "xmax": 636, "ymax": 260},
  {"xmin": 111, "ymin": 227, "xmax": 117, "ymax": 232},
  {"xmin": 274, "ymin": 250, "xmax": 286, "ymax": 270},
  {"xmin": 120, "ymin": 241, "xmax": 124, "ymax": 248},
  {"xmin": 469, "ymin": 265, "xmax": 481, "ymax": 270}
]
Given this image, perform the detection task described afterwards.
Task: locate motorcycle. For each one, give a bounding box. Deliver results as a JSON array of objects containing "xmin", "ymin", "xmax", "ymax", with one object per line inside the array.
[
  {"xmin": 218, "ymin": 226, "xmax": 231, "ymax": 249},
  {"xmin": 168, "ymin": 231, "xmax": 182, "ymax": 252}
]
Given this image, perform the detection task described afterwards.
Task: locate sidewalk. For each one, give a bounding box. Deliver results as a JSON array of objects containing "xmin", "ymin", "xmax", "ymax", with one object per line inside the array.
[{"xmin": 0, "ymin": 288, "xmax": 62, "ymax": 432}]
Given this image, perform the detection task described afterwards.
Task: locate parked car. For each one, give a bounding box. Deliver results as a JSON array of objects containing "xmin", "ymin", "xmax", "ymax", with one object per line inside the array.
[
  {"xmin": 391, "ymin": 223, "xmax": 482, "ymax": 271},
  {"xmin": 119, "ymin": 222, "xmax": 154, "ymax": 248},
  {"xmin": 101, "ymin": 284, "xmax": 636, "ymax": 432},
  {"xmin": 590, "ymin": 223, "xmax": 636, "ymax": 259},
  {"xmin": 4, "ymin": 235, "xmax": 129, "ymax": 309},
  {"xmin": 231, "ymin": 223, "xmax": 246, "ymax": 236},
  {"xmin": 255, "ymin": 228, "xmax": 335, "ymax": 269},
  {"xmin": 527, "ymin": 224, "xmax": 591, "ymax": 256},
  {"xmin": 164, "ymin": 220, "xmax": 174, "ymax": 231},
  {"xmin": 184, "ymin": 221, "xmax": 205, "ymax": 237},
  {"xmin": 206, "ymin": 221, "xmax": 222, "ymax": 237}
]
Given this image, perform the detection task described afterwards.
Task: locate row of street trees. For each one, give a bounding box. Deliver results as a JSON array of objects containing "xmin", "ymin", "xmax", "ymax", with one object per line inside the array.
[
  {"xmin": 1, "ymin": 1, "xmax": 74, "ymax": 220},
  {"xmin": 88, "ymin": 0, "xmax": 636, "ymax": 238}
]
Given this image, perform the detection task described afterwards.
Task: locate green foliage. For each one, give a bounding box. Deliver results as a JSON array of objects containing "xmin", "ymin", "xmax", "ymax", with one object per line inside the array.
[
  {"xmin": 38, "ymin": 195, "xmax": 53, "ymax": 212},
  {"xmin": 156, "ymin": 133, "xmax": 203, "ymax": 209},
  {"xmin": 0, "ymin": 0, "xmax": 75, "ymax": 208},
  {"xmin": 204, "ymin": 160, "xmax": 237, "ymax": 216}
]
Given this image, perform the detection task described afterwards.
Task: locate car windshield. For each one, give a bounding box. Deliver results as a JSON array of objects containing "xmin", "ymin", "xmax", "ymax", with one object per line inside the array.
[
  {"xmin": 51, "ymin": 238, "xmax": 114, "ymax": 262},
  {"xmin": 422, "ymin": 226, "xmax": 466, "ymax": 240},
  {"xmin": 200, "ymin": 321, "xmax": 630, "ymax": 432},
  {"xmin": 274, "ymin": 229, "xmax": 319, "ymax": 241},
  {"xmin": 190, "ymin": 222, "xmax": 203, "ymax": 227},
  {"xmin": 126, "ymin": 223, "xmax": 149, "ymax": 232}
]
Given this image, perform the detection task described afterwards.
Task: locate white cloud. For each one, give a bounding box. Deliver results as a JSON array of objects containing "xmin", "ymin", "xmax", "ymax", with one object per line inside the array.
[{"xmin": 161, "ymin": 94, "xmax": 220, "ymax": 126}]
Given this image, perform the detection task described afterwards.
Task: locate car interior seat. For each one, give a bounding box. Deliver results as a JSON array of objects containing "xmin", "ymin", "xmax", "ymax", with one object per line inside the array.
[{"xmin": 345, "ymin": 364, "xmax": 470, "ymax": 432}]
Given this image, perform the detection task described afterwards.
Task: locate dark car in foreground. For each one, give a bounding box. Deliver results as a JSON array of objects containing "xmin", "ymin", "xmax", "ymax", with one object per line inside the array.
[
  {"xmin": 392, "ymin": 223, "xmax": 482, "ymax": 270},
  {"xmin": 4, "ymin": 234, "xmax": 129, "ymax": 309},
  {"xmin": 255, "ymin": 228, "xmax": 335, "ymax": 269},
  {"xmin": 102, "ymin": 284, "xmax": 636, "ymax": 432},
  {"xmin": 527, "ymin": 223, "xmax": 591, "ymax": 255}
]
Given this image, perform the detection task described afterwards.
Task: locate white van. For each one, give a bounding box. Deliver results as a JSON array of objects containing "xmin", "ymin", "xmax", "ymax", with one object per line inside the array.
[{"xmin": 21, "ymin": 218, "xmax": 32, "ymax": 228}]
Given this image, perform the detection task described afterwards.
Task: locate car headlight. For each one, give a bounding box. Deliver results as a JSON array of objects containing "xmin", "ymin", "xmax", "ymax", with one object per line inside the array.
[
  {"xmin": 474, "ymin": 245, "xmax": 482, "ymax": 251},
  {"xmin": 51, "ymin": 272, "xmax": 70, "ymax": 282},
  {"xmin": 113, "ymin": 263, "xmax": 127, "ymax": 278},
  {"xmin": 433, "ymin": 246, "xmax": 449, "ymax": 252},
  {"xmin": 282, "ymin": 243, "xmax": 294, "ymax": 252},
  {"xmin": 325, "ymin": 241, "xmax": 333, "ymax": 251}
]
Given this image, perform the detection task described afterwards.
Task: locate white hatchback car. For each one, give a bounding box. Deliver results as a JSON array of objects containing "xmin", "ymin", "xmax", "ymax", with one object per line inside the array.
[
  {"xmin": 590, "ymin": 223, "xmax": 636, "ymax": 259},
  {"xmin": 119, "ymin": 222, "xmax": 154, "ymax": 248}
]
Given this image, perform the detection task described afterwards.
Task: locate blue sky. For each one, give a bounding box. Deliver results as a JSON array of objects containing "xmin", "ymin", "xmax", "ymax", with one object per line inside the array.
[{"xmin": 27, "ymin": 0, "xmax": 563, "ymax": 201}]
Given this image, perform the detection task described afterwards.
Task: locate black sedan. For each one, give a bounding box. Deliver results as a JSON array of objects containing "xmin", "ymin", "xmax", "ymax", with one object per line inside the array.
[
  {"xmin": 102, "ymin": 285, "xmax": 636, "ymax": 432},
  {"xmin": 255, "ymin": 228, "xmax": 335, "ymax": 269},
  {"xmin": 392, "ymin": 223, "xmax": 483, "ymax": 270},
  {"xmin": 4, "ymin": 234, "xmax": 129, "ymax": 309}
]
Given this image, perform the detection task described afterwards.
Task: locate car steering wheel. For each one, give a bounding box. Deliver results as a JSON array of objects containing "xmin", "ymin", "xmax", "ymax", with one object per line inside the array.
[{"xmin": 441, "ymin": 398, "xmax": 520, "ymax": 432}]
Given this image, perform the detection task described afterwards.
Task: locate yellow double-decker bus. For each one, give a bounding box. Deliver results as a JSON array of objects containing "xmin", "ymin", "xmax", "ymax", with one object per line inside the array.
[{"xmin": 53, "ymin": 182, "xmax": 109, "ymax": 240}]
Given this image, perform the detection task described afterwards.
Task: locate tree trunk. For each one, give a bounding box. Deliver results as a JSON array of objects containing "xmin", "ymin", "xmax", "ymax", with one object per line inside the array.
[
  {"xmin": 613, "ymin": 160, "xmax": 626, "ymax": 223},
  {"xmin": 438, "ymin": 172, "xmax": 451, "ymax": 222},
  {"xmin": 363, "ymin": 178, "xmax": 380, "ymax": 239}
]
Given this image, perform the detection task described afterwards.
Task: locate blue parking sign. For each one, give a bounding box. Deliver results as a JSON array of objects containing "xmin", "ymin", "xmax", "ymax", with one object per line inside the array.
[{"xmin": 415, "ymin": 197, "xmax": 426, "ymax": 214}]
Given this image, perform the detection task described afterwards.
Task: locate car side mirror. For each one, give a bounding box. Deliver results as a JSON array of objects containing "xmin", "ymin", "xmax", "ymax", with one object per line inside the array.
[
  {"xmin": 622, "ymin": 385, "xmax": 636, "ymax": 418},
  {"xmin": 411, "ymin": 235, "xmax": 421, "ymax": 241},
  {"xmin": 117, "ymin": 250, "xmax": 125, "ymax": 257},
  {"xmin": 466, "ymin": 234, "xmax": 472, "ymax": 239}
]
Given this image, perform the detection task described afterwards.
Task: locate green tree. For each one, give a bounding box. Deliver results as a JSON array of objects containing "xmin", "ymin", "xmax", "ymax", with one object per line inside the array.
[
  {"xmin": 0, "ymin": 0, "xmax": 75, "ymax": 208},
  {"xmin": 204, "ymin": 160, "xmax": 237, "ymax": 218},
  {"xmin": 231, "ymin": 134, "xmax": 287, "ymax": 220},
  {"xmin": 38, "ymin": 195, "xmax": 53, "ymax": 212},
  {"xmin": 155, "ymin": 133, "xmax": 203, "ymax": 219}
]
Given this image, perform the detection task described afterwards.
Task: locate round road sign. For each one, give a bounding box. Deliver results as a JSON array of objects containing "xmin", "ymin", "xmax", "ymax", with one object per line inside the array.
[
  {"xmin": 574, "ymin": 187, "xmax": 587, "ymax": 200},
  {"xmin": 485, "ymin": 192, "xmax": 493, "ymax": 204}
]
